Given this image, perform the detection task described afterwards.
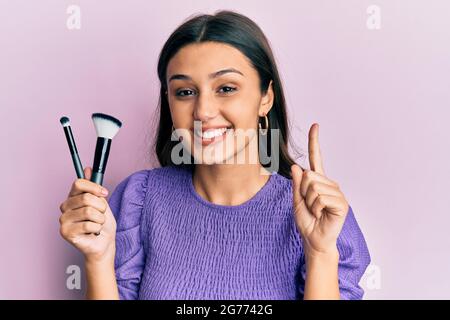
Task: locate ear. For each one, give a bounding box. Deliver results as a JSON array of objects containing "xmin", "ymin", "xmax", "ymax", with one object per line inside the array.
[{"xmin": 259, "ymin": 80, "xmax": 274, "ymax": 116}]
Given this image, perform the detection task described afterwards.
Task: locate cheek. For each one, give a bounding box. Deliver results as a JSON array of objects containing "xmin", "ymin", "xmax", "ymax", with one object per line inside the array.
[
  {"xmin": 169, "ymin": 102, "xmax": 194, "ymax": 127},
  {"xmin": 221, "ymin": 96, "xmax": 259, "ymax": 127}
]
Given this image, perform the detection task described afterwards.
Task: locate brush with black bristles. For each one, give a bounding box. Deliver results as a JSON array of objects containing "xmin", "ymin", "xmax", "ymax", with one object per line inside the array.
[
  {"xmin": 90, "ymin": 113, "xmax": 122, "ymax": 186},
  {"xmin": 60, "ymin": 116, "xmax": 85, "ymax": 179}
]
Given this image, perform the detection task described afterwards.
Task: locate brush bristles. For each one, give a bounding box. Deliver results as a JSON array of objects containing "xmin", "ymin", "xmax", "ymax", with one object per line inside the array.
[
  {"xmin": 92, "ymin": 113, "xmax": 122, "ymax": 139},
  {"xmin": 60, "ymin": 116, "xmax": 70, "ymax": 127}
]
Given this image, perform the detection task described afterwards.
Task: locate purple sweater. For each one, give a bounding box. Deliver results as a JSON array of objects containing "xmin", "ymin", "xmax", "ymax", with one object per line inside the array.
[{"xmin": 108, "ymin": 165, "xmax": 371, "ymax": 300}]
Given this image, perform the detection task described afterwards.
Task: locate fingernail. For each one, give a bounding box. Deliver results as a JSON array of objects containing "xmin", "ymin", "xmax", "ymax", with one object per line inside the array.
[{"xmin": 101, "ymin": 188, "xmax": 108, "ymax": 196}]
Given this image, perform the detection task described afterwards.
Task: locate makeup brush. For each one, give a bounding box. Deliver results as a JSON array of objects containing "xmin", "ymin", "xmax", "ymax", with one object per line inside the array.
[
  {"xmin": 60, "ymin": 116, "xmax": 85, "ymax": 179},
  {"xmin": 90, "ymin": 113, "xmax": 122, "ymax": 186}
]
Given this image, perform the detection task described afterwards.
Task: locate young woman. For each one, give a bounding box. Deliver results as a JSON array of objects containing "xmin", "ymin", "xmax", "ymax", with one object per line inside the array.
[{"xmin": 59, "ymin": 10, "xmax": 370, "ymax": 300}]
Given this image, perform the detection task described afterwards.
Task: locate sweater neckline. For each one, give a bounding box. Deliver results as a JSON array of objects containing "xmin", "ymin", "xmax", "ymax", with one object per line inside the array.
[{"xmin": 186, "ymin": 168, "xmax": 278, "ymax": 210}]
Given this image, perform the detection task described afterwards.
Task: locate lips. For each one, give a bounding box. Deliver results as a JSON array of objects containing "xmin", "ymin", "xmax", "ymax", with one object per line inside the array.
[
  {"xmin": 192, "ymin": 126, "xmax": 232, "ymax": 139},
  {"xmin": 190, "ymin": 126, "xmax": 233, "ymax": 146},
  {"xmin": 199, "ymin": 127, "xmax": 227, "ymax": 139}
]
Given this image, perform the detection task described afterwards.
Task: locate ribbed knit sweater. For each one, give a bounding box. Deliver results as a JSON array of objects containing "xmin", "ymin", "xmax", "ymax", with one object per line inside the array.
[{"xmin": 108, "ymin": 165, "xmax": 371, "ymax": 300}]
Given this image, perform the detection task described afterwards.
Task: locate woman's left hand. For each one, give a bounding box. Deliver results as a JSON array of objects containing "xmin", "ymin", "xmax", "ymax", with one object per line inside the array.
[{"xmin": 291, "ymin": 123, "xmax": 349, "ymax": 257}]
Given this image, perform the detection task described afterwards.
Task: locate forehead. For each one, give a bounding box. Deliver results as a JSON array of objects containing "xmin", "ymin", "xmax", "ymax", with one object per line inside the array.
[{"xmin": 166, "ymin": 41, "xmax": 254, "ymax": 77}]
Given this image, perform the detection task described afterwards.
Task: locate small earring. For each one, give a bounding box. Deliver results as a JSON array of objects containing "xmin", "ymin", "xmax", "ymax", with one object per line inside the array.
[{"xmin": 258, "ymin": 113, "xmax": 269, "ymax": 136}]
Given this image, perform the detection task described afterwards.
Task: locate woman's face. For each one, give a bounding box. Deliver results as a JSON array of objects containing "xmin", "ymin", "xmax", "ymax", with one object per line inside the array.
[{"xmin": 166, "ymin": 41, "xmax": 274, "ymax": 165}]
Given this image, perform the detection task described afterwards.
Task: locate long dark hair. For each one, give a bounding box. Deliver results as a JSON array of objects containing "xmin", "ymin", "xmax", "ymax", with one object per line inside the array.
[{"xmin": 154, "ymin": 10, "xmax": 301, "ymax": 179}]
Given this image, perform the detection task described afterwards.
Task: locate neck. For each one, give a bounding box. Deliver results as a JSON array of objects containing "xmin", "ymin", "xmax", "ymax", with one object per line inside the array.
[{"xmin": 192, "ymin": 163, "xmax": 271, "ymax": 206}]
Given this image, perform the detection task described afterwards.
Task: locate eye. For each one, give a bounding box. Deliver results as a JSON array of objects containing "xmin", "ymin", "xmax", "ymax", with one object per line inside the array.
[
  {"xmin": 175, "ymin": 89, "xmax": 196, "ymax": 97},
  {"xmin": 218, "ymin": 86, "xmax": 237, "ymax": 94}
]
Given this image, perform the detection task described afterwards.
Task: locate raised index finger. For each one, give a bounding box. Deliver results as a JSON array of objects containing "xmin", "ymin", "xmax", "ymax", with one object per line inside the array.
[
  {"xmin": 68, "ymin": 178, "xmax": 108, "ymax": 198},
  {"xmin": 308, "ymin": 123, "xmax": 325, "ymax": 175}
]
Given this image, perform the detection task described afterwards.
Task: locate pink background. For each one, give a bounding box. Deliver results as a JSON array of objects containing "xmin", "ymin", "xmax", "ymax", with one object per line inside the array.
[{"xmin": 1, "ymin": 0, "xmax": 449, "ymax": 299}]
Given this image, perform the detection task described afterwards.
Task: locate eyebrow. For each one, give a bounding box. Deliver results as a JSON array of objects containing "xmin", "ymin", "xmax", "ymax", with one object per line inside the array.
[{"xmin": 168, "ymin": 68, "xmax": 244, "ymax": 82}]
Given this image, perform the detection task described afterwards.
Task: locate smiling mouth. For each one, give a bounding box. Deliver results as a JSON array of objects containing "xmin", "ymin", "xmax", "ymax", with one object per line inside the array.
[{"xmin": 193, "ymin": 126, "xmax": 233, "ymax": 140}]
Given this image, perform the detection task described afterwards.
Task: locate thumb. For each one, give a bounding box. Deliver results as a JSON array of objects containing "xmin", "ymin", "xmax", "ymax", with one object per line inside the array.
[
  {"xmin": 83, "ymin": 167, "xmax": 92, "ymax": 180},
  {"xmin": 291, "ymin": 164, "xmax": 304, "ymax": 205}
]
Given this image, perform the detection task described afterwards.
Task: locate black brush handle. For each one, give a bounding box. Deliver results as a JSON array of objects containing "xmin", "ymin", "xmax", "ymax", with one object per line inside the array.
[
  {"xmin": 91, "ymin": 137, "xmax": 111, "ymax": 236},
  {"xmin": 91, "ymin": 137, "xmax": 111, "ymax": 186},
  {"xmin": 90, "ymin": 171, "xmax": 104, "ymax": 186},
  {"xmin": 63, "ymin": 126, "xmax": 85, "ymax": 179},
  {"xmin": 71, "ymin": 153, "xmax": 85, "ymax": 179}
]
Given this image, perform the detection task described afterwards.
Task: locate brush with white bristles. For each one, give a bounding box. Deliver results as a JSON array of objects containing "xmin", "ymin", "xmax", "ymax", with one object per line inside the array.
[{"xmin": 90, "ymin": 113, "xmax": 122, "ymax": 185}]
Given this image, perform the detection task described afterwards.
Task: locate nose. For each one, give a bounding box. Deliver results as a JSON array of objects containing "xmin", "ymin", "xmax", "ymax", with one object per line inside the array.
[{"xmin": 193, "ymin": 91, "xmax": 219, "ymax": 122}]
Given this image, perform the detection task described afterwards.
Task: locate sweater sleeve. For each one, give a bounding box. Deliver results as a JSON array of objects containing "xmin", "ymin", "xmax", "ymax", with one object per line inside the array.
[
  {"xmin": 107, "ymin": 170, "xmax": 149, "ymax": 300},
  {"xmin": 335, "ymin": 205, "xmax": 371, "ymax": 299},
  {"xmin": 298, "ymin": 205, "xmax": 371, "ymax": 300}
]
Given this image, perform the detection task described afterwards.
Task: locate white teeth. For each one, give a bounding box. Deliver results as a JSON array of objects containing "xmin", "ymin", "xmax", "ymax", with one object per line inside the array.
[{"xmin": 199, "ymin": 127, "xmax": 228, "ymax": 139}]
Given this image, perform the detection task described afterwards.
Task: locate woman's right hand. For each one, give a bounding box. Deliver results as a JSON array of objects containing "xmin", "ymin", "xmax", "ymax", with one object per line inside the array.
[{"xmin": 59, "ymin": 167, "xmax": 117, "ymax": 264}]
